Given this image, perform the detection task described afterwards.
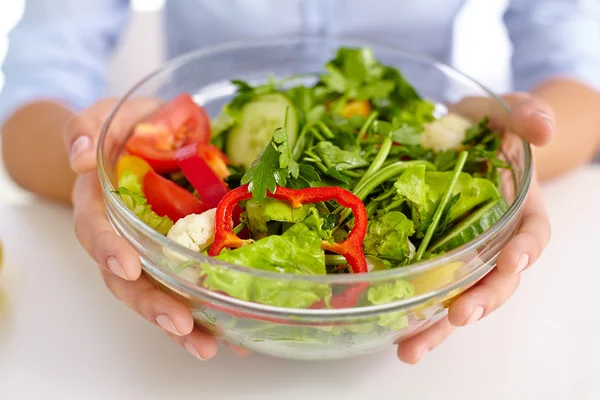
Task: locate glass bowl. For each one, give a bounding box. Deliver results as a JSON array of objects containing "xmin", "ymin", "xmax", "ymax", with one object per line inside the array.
[{"xmin": 97, "ymin": 37, "xmax": 531, "ymax": 360}]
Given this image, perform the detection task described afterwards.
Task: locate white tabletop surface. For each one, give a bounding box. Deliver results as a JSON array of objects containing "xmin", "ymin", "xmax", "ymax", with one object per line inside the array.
[{"xmin": 0, "ymin": 165, "xmax": 599, "ymax": 400}]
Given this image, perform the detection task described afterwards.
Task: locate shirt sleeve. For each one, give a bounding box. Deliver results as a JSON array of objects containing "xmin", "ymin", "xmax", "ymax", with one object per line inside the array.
[
  {"xmin": 0, "ymin": 0, "xmax": 130, "ymax": 123},
  {"xmin": 504, "ymin": 0, "xmax": 600, "ymax": 92}
]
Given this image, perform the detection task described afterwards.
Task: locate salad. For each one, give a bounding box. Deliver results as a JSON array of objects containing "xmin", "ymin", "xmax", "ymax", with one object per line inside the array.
[{"xmin": 114, "ymin": 47, "xmax": 509, "ymax": 316}]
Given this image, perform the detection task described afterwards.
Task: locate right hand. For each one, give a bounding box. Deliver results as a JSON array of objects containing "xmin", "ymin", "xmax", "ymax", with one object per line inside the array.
[{"xmin": 63, "ymin": 98, "xmax": 250, "ymax": 360}]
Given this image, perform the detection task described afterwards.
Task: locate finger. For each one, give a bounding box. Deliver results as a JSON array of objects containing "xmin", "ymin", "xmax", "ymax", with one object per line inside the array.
[
  {"xmin": 449, "ymin": 92, "xmax": 554, "ymax": 146},
  {"xmin": 164, "ymin": 327, "xmax": 219, "ymax": 361},
  {"xmin": 64, "ymin": 97, "xmax": 161, "ymax": 174},
  {"xmin": 502, "ymin": 93, "xmax": 555, "ymax": 146},
  {"xmin": 496, "ymin": 178, "xmax": 550, "ymax": 275},
  {"xmin": 72, "ymin": 173, "xmax": 142, "ymax": 280},
  {"xmin": 397, "ymin": 317, "xmax": 455, "ymax": 364},
  {"xmin": 102, "ymin": 269, "xmax": 195, "ymax": 337},
  {"xmin": 447, "ymin": 268, "xmax": 521, "ymax": 327},
  {"xmin": 227, "ymin": 343, "xmax": 252, "ymax": 357}
]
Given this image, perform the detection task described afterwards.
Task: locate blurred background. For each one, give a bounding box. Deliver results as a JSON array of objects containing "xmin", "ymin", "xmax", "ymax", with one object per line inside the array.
[{"xmin": 0, "ymin": 0, "xmax": 511, "ymax": 203}]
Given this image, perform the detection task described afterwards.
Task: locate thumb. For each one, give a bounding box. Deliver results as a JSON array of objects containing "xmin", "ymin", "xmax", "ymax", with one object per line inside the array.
[
  {"xmin": 64, "ymin": 97, "xmax": 161, "ymax": 174},
  {"xmin": 448, "ymin": 92, "xmax": 554, "ymax": 147}
]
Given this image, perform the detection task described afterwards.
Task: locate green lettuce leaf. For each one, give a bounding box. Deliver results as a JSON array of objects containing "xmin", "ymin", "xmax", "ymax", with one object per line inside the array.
[
  {"xmin": 313, "ymin": 141, "xmax": 369, "ymax": 170},
  {"xmin": 299, "ymin": 207, "xmax": 334, "ymax": 240},
  {"xmin": 363, "ymin": 211, "xmax": 415, "ymax": 263},
  {"xmin": 367, "ymin": 279, "xmax": 415, "ymax": 330},
  {"xmin": 424, "ymin": 171, "xmax": 499, "ymax": 222},
  {"xmin": 203, "ymin": 223, "xmax": 330, "ymax": 309},
  {"xmin": 371, "ymin": 118, "xmax": 423, "ymax": 146},
  {"xmin": 394, "ymin": 168, "xmax": 499, "ymax": 236},
  {"xmin": 394, "ymin": 164, "xmax": 428, "ymax": 206},
  {"xmin": 114, "ymin": 171, "xmax": 173, "ymax": 235},
  {"xmin": 245, "ymin": 198, "xmax": 313, "ymax": 239}
]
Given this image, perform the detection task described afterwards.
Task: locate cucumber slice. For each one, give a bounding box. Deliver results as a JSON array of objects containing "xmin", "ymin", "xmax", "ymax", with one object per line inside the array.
[
  {"xmin": 429, "ymin": 198, "xmax": 508, "ymax": 253},
  {"xmin": 226, "ymin": 93, "xmax": 298, "ymax": 169}
]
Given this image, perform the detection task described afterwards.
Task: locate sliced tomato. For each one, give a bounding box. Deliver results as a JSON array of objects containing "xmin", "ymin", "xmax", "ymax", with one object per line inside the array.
[
  {"xmin": 175, "ymin": 144, "xmax": 230, "ymax": 209},
  {"xmin": 143, "ymin": 170, "xmax": 207, "ymax": 222},
  {"xmin": 126, "ymin": 94, "xmax": 211, "ymax": 173},
  {"xmin": 116, "ymin": 154, "xmax": 153, "ymax": 182}
]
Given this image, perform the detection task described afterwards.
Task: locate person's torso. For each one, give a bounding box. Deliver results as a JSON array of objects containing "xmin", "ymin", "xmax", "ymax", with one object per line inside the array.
[{"xmin": 163, "ymin": 0, "xmax": 467, "ymax": 64}]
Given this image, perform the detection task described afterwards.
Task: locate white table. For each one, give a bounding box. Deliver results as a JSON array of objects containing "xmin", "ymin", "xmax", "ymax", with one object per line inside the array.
[{"xmin": 0, "ymin": 166, "xmax": 599, "ymax": 400}]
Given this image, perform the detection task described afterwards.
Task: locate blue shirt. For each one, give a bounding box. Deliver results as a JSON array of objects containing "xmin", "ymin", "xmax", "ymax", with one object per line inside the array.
[{"xmin": 1, "ymin": 0, "xmax": 600, "ymax": 122}]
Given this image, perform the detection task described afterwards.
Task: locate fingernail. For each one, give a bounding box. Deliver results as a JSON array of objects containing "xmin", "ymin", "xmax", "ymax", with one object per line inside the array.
[
  {"xmin": 531, "ymin": 111, "xmax": 554, "ymax": 128},
  {"xmin": 417, "ymin": 348, "xmax": 429, "ymax": 363},
  {"xmin": 106, "ymin": 256, "xmax": 129, "ymax": 280},
  {"xmin": 156, "ymin": 314, "xmax": 181, "ymax": 336},
  {"xmin": 184, "ymin": 341, "xmax": 206, "ymax": 360},
  {"xmin": 69, "ymin": 136, "xmax": 92, "ymax": 164},
  {"xmin": 465, "ymin": 305, "xmax": 485, "ymax": 325},
  {"xmin": 514, "ymin": 253, "xmax": 530, "ymax": 274}
]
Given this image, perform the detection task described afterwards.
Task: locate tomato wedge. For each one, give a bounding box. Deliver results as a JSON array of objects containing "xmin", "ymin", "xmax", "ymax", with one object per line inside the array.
[
  {"xmin": 175, "ymin": 144, "xmax": 230, "ymax": 209},
  {"xmin": 143, "ymin": 170, "xmax": 207, "ymax": 222},
  {"xmin": 126, "ymin": 94, "xmax": 211, "ymax": 173}
]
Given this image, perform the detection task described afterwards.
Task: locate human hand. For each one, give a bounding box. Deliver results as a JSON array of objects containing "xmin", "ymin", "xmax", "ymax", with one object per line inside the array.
[
  {"xmin": 397, "ymin": 92, "xmax": 553, "ymax": 363},
  {"xmin": 64, "ymin": 98, "xmax": 250, "ymax": 360}
]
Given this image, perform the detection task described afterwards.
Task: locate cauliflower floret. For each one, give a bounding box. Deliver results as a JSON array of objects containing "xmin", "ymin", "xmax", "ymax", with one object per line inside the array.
[
  {"xmin": 178, "ymin": 265, "xmax": 202, "ymax": 285},
  {"xmin": 420, "ymin": 113, "xmax": 473, "ymax": 153},
  {"xmin": 162, "ymin": 208, "xmax": 217, "ymax": 275},
  {"xmin": 167, "ymin": 208, "xmax": 217, "ymax": 252}
]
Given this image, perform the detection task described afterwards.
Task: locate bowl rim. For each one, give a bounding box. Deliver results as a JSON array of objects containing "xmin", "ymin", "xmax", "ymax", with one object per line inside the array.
[{"xmin": 97, "ymin": 35, "xmax": 532, "ymax": 314}]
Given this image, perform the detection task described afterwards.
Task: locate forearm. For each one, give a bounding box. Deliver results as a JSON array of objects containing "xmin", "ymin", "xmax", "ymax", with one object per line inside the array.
[
  {"xmin": 530, "ymin": 78, "xmax": 600, "ymax": 181},
  {"xmin": 1, "ymin": 101, "xmax": 75, "ymax": 204}
]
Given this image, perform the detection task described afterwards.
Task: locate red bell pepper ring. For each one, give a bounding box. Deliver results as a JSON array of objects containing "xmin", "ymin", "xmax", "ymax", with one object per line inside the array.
[
  {"xmin": 175, "ymin": 144, "xmax": 230, "ymax": 209},
  {"xmin": 208, "ymin": 184, "xmax": 369, "ymax": 274},
  {"xmin": 309, "ymin": 282, "xmax": 369, "ymax": 309}
]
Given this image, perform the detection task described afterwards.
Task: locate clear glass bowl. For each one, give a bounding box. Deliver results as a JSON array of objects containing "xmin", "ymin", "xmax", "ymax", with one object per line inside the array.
[{"xmin": 98, "ymin": 37, "xmax": 531, "ymax": 360}]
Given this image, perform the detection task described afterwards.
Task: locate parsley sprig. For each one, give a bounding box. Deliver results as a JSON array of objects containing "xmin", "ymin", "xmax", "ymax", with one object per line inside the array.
[{"xmin": 241, "ymin": 109, "xmax": 319, "ymax": 200}]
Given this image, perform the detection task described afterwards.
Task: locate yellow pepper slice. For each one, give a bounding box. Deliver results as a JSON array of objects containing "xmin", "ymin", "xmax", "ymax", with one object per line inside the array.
[
  {"xmin": 338, "ymin": 100, "xmax": 371, "ymax": 119},
  {"xmin": 117, "ymin": 154, "xmax": 153, "ymax": 182}
]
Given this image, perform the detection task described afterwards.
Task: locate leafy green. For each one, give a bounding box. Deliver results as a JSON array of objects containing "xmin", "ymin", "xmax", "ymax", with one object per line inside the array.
[
  {"xmin": 371, "ymin": 119, "xmax": 422, "ymax": 145},
  {"xmin": 394, "ymin": 164, "xmax": 428, "ymax": 206},
  {"xmin": 363, "ymin": 211, "xmax": 415, "ymax": 263},
  {"xmin": 216, "ymin": 223, "xmax": 325, "ymax": 275},
  {"xmin": 286, "ymin": 85, "xmax": 326, "ymax": 125},
  {"xmin": 227, "ymin": 78, "xmax": 278, "ymax": 117},
  {"xmin": 392, "ymin": 165, "xmax": 499, "ymax": 237},
  {"xmin": 367, "ymin": 279, "xmax": 415, "ymax": 330},
  {"xmin": 299, "ymin": 208, "xmax": 334, "ymax": 240},
  {"xmin": 240, "ymin": 141, "xmax": 284, "ymax": 201},
  {"xmin": 245, "ymin": 198, "xmax": 313, "ymax": 239},
  {"xmin": 274, "ymin": 122, "xmax": 300, "ymax": 179},
  {"xmin": 368, "ymin": 279, "xmax": 415, "ymax": 304},
  {"xmin": 313, "ymin": 142, "xmax": 368, "ymax": 170},
  {"xmin": 319, "ymin": 47, "xmax": 411, "ymax": 102},
  {"xmin": 463, "ymin": 116, "xmax": 492, "ymax": 144},
  {"xmin": 415, "ymin": 151, "xmax": 468, "ymax": 261},
  {"xmin": 461, "ymin": 116, "xmax": 511, "ymax": 182},
  {"xmin": 424, "ymin": 171, "xmax": 499, "ymax": 222},
  {"xmin": 393, "ymin": 99, "xmax": 436, "ymax": 127},
  {"xmin": 113, "ymin": 171, "xmax": 173, "ymax": 235},
  {"xmin": 287, "ymin": 164, "xmax": 321, "ymax": 189},
  {"xmin": 241, "ymin": 112, "xmax": 301, "ymax": 200},
  {"xmin": 433, "ymin": 150, "xmax": 459, "ymax": 171},
  {"xmin": 203, "ymin": 223, "xmax": 330, "ymax": 308}
]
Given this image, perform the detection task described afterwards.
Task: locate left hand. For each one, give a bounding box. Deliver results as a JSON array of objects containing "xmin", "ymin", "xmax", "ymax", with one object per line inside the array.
[{"xmin": 397, "ymin": 92, "xmax": 554, "ymax": 364}]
